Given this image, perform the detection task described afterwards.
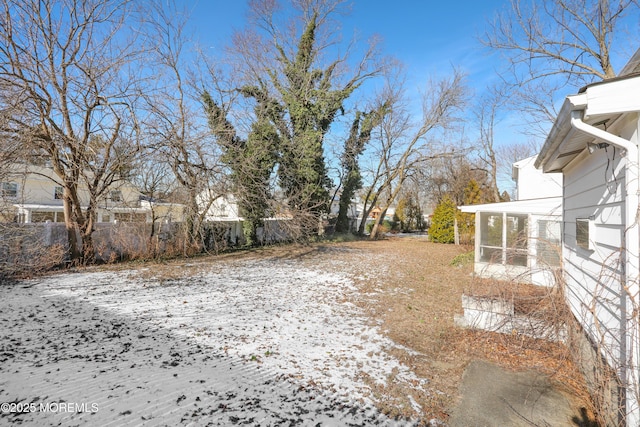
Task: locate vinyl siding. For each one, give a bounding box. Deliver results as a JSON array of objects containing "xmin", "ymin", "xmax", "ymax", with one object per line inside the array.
[{"xmin": 563, "ymin": 144, "xmax": 626, "ymax": 367}]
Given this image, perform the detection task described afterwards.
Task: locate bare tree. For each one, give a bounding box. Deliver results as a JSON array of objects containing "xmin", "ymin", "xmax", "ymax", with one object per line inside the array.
[
  {"xmin": 359, "ymin": 66, "xmax": 467, "ymax": 239},
  {"xmin": 421, "ymin": 156, "xmax": 485, "ymax": 207},
  {"xmin": 495, "ymin": 139, "xmax": 540, "ymax": 197},
  {"xmin": 140, "ymin": 1, "xmax": 226, "ymax": 254},
  {"xmin": 0, "ymin": 0, "xmax": 143, "ymax": 263},
  {"xmin": 484, "ymin": 0, "xmax": 639, "ymax": 133},
  {"xmin": 474, "ymin": 84, "xmax": 507, "ymax": 203}
]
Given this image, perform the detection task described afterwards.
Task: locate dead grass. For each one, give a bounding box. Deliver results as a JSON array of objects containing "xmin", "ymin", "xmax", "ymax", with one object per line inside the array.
[{"xmin": 280, "ymin": 236, "xmax": 595, "ymax": 423}]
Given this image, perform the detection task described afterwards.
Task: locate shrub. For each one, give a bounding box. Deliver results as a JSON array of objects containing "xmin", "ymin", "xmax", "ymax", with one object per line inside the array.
[
  {"xmin": 450, "ymin": 250, "xmax": 474, "ymax": 267},
  {"xmin": 365, "ymin": 219, "xmax": 395, "ymax": 234},
  {"xmin": 428, "ymin": 195, "xmax": 456, "ymax": 243}
]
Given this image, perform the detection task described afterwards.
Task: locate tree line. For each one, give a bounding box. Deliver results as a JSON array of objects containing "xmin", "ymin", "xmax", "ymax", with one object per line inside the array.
[{"xmin": 0, "ymin": 0, "xmax": 637, "ymax": 264}]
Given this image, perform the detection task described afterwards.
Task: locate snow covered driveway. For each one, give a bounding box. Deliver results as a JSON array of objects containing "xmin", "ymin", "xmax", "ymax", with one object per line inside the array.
[{"xmin": 0, "ymin": 251, "xmax": 430, "ymax": 426}]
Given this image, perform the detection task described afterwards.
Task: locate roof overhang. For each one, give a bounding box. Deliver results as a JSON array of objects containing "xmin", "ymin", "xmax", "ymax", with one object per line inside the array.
[
  {"xmin": 536, "ymin": 74, "xmax": 640, "ymax": 173},
  {"xmin": 458, "ymin": 197, "xmax": 562, "ymax": 216}
]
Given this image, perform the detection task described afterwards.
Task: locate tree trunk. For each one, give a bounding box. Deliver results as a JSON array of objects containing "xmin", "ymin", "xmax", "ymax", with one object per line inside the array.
[
  {"xmin": 369, "ymin": 208, "xmax": 387, "ymax": 240},
  {"xmin": 81, "ymin": 231, "xmax": 95, "ymax": 264},
  {"xmin": 79, "ymin": 208, "xmax": 96, "ymax": 265},
  {"xmin": 62, "ymin": 191, "xmax": 80, "ymax": 262}
]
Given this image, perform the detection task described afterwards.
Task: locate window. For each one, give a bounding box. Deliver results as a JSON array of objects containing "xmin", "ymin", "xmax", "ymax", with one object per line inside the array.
[
  {"xmin": 506, "ymin": 214, "xmax": 528, "ymax": 266},
  {"xmin": 132, "ymin": 213, "xmax": 146, "ymax": 223},
  {"xmin": 110, "ymin": 190, "xmax": 122, "ymax": 202},
  {"xmin": 479, "ymin": 212, "xmax": 528, "ymax": 267},
  {"xmin": 576, "ymin": 218, "xmax": 594, "ymax": 251},
  {"xmin": 54, "ymin": 186, "xmax": 63, "ymax": 199},
  {"xmin": 1, "ymin": 182, "xmax": 17, "ymax": 198},
  {"xmin": 113, "ymin": 212, "xmax": 146, "ymax": 223},
  {"xmin": 32, "ymin": 211, "xmax": 55, "ymax": 222},
  {"xmin": 101, "ymin": 214, "xmax": 111, "ymax": 223},
  {"xmin": 479, "ymin": 213, "xmax": 503, "ymax": 263},
  {"xmin": 537, "ymin": 220, "xmax": 561, "ymax": 267}
]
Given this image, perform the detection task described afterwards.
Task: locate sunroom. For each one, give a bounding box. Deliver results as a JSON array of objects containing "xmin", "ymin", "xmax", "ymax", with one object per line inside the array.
[{"xmin": 458, "ymin": 197, "xmax": 562, "ymax": 287}]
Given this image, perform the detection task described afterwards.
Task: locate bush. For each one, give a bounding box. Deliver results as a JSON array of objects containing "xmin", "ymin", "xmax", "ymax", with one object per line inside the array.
[
  {"xmin": 450, "ymin": 250, "xmax": 474, "ymax": 267},
  {"xmin": 428, "ymin": 195, "xmax": 456, "ymax": 243},
  {"xmin": 0, "ymin": 224, "xmax": 65, "ymax": 280},
  {"xmin": 365, "ymin": 219, "xmax": 395, "ymax": 234}
]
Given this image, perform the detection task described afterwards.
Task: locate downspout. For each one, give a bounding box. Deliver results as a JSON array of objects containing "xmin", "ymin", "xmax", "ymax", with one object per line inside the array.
[{"xmin": 571, "ymin": 109, "xmax": 640, "ymax": 425}]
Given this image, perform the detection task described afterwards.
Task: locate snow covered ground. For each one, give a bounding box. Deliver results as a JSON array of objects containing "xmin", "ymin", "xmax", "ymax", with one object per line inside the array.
[{"xmin": 0, "ymin": 251, "xmax": 434, "ymax": 426}]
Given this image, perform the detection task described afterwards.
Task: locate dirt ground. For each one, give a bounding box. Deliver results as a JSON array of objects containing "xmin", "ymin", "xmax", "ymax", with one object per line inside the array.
[{"xmin": 255, "ymin": 235, "xmax": 595, "ymax": 422}]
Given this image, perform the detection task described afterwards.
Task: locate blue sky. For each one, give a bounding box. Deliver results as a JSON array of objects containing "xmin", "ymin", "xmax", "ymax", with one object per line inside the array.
[
  {"xmin": 186, "ymin": 0, "xmax": 520, "ymax": 133},
  {"xmin": 187, "ymin": 0, "xmax": 508, "ymax": 91},
  {"xmin": 182, "ymin": 0, "xmax": 530, "ymax": 192}
]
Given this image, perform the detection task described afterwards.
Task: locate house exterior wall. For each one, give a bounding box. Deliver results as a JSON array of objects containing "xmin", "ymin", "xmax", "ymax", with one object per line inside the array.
[
  {"xmin": 561, "ymin": 115, "xmax": 637, "ymax": 388},
  {"xmin": 200, "ymin": 194, "xmax": 241, "ymax": 221},
  {"xmin": 2, "ymin": 165, "xmax": 65, "ymax": 208},
  {"xmin": 1, "ymin": 164, "xmax": 151, "ymax": 223},
  {"xmin": 513, "ymin": 156, "xmax": 563, "ymax": 200},
  {"xmin": 534, "ymin": 58, "xmax": 640, "ymax": 425}
]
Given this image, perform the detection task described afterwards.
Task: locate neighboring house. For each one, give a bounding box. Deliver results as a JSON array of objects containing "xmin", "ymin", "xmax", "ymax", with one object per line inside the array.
[
  {"xmin": 535, "ymin": 51, "xmax": 640, "ymax": 425},
  {"xmin": 139, "ymin": 198, "xmax": 186, "ymax": 224},
  {"xmin": 328, "ymin": 193, "xmax": 360, "ymax": 219},
  {"xmin": 200, "ymin": 193, "xmax": 242, "ymax": 221},
  {"xmin": 0, "ymin": 163, "xmax": 178, "ymax": 224},
  {"xmin": 203, "ymin": 192, "xmax": 362, "ymax": 225},
  {"xmin": 458, "ymin": 155, "xmax": 563, "ymax": 287}
]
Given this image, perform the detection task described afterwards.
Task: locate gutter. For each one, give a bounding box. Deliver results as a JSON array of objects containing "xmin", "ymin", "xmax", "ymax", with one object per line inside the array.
[
  {"xmin": 570, "ymin": 108, "xmax": 640, "ymax": 425},
  {"xmin": 535, "ymin": 94, "xmax": 587, "ymax": 171}
]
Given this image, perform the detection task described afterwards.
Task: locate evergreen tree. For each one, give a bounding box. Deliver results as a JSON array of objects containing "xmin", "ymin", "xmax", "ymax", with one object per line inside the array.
[
  {"xmin": 405, "ymin": 194, "xmax": 425, "ymax": 231},
  {"xmin": 396, "ymin": 193, "xmax": 425, "ymax": 232},
  {"xmin": 202, "ymin": 91, "xmax": 278, "ymax": 246},
  {"xmin": 394, "ymin": 197, "xmax": 408, "ymax": 231},
  {"xmin": 335, "ymin": 108, "xmax": 384, "ymax": 233},
  {"xmin": 428, "ymin": 195, "xmax": 457, "ymax": 244},
  {"xmin": 240, "ymin": 12, "xmax": 371, "ymax": 237}
]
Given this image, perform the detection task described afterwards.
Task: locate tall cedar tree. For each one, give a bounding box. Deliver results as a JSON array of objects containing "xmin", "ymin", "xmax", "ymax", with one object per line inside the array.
[
  {"xmin": 242, "ymin": 13, "xmax": 366, "ymax": 236},
  {"xmin": 202, "ymin": 91, "xmax": 278, "ymax": 246},
  {"xmin": 395, "ymin": 193, "xmax": 425, "ymax": 232},
  {"xmin": 335, "ymin": 108, "xmax": 385, "ymax": 233},
  {"xmin": 457, "ymin": 179, "xmax": 483, "ymax": 244}
]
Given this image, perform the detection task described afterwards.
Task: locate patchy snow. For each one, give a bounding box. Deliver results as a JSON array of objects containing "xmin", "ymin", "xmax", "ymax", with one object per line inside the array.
[
  {"xmin": 41, "ymin": 259, "xmax": 428, "ymax": 404},
  {"xmin": 1, "ymin": 254, "xmax": 432, "ymax": 425}
]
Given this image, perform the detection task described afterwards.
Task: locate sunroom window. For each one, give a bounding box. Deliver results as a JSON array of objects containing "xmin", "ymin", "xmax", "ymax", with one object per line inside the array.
[
  {"xmin": 506, "ymin": 214, "xmax": 528, "ymax": 266},
  {"xmin": 537, "ymin": 220, "xmax": 561, "ymax": 267},
  {"xmin": 479, "ymin": 212, "xmax": 528, "ymax": 267}
]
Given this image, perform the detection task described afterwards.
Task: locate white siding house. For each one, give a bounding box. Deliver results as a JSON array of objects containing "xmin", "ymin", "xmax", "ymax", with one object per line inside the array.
[
  {"xmin": 459, "ymin": 155, "xmax": 563, "ymax": 287},
  {"xmin": 512, "ymin": 155, "xmax": 563, "ymax": 200},
  {"xmin": 199, "ymin": 193, "xmax": 241, "ymax": 221},
  {"xmin": 536, "ymin": 62, "xmax": 640, "ymax": 425}
]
